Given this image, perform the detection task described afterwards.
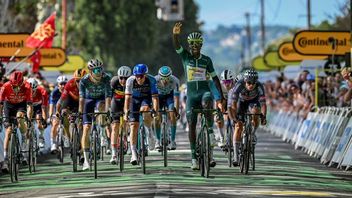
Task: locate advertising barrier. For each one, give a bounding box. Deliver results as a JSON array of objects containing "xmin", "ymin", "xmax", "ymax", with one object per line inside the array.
[{"xmin": 265, "ymin": 107, "xmax": 352, "ymax": 171}]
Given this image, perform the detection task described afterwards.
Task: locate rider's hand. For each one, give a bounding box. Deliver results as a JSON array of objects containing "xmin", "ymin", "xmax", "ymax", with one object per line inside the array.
[
  {"xmin": 41, "ymin": 118, "xmax": 48, "ymax": 129},
  {"xmin": 123, "ymin": 112, "xmax": 129, "ymax": 122},
  {"xmin": 173, "ymin": 22, "xmax": 182, "ymax": 35},
  {"xmin": 55, "ymin": 112, "xmax": 60, "ymax": 119},
  {"xmin": 151, "ymin": 109, "xmax": 157, "ymax": 118}
]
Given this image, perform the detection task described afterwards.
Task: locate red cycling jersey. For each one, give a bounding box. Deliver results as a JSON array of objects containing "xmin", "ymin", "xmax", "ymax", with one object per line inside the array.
[
  {"xmin": 32, "ymin": 86, "xmax": 49, "ymax": 107},
  {"xmin": 0, "ymin": 81, "xmax": 32, "ymax": 104},
  {"xmin": 61, "ymin": 78, "xmax": 79, "ymax": 101}
]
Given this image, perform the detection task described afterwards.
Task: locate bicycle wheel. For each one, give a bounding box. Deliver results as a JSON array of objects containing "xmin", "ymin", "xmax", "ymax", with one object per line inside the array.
[
  {"xmin": 244, "ymin": 123, "xmax": 251, "ymax": 174},
  {"xmin": 93, "ymin": 129, "xmax": 98, "ymax": 179},
  {"xmin": 251, "ymin": 142, "xmax": 255, "ymax": 171},
  {"xmin": 71, "ymin": 125, "xmax": 78, "ymax": 172},
  {"xmin": 239, "ymin": 136, "xmax": 245, "ymax": 173},
  {"xmin": 198, "ymin": 129, "xmax": 205, "ymax": 177},
  {"xmin": 100, "ymin": 128, "xmax": 104, "ymax": 161},
  {"xmin": 58, "ymin": 127, "xmax": 64, "ymax": 163},
  {"xmin": 140, "ymin": 126, "xmax": 146, "ymax": 174},
  {"xmin": 226, "ymin": 123, "xmax": 233, "ymax": 167},
  {"xmin": 28, "ymin": 133, "xmax": 33, "ymax": 173},
  {"xmin": 9, "ymin": 133, "xmax": 19, "ymax": 182},
  {"xmin": 119, "ymin": 124, "xmax": 125, "ymax": 172},
  {"xmin": 162, "ymin": 122, "xmax": 167, "ymax": 167},
  {"xmin": 203, "ymin": 126, "xmax": 210, "ymax": 178}
]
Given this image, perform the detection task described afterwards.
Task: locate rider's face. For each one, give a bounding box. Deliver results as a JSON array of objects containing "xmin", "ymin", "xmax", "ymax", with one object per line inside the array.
[
  {"xmin": 188, "ymin": 41, "xmax": 202, "ymax": 55},
  {"xmin": 119, "ymin": 77, "xmax": 128, "ymax": 86},
  {"xmin": 91, "ymin": 67, "xmax": 103, "ymax": 79},
  {"xmin": 245, "ymin": 81, "xmax": 256, "ymax": 91},
  {"xmin": 58, "ymin": 82, "xmax": 66, "ymax": 92},
  {"xmin": 135, "ymin": 74, "xmax": 146, "ymax": 85}
]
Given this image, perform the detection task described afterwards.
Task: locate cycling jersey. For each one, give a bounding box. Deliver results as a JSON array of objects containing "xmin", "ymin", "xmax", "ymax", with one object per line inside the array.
[
  {"xmin": 125, "ymin": 74, "xmax": 158, "ymax": 98},
  {"xmin": 228, "ymin": 79, "xmax": 266, "ymax": 105},
  {"xmin": 154, "ymin": 75, "xmax": 180, "ymax": 96},
  {"xmin": 79, "ymin": 73, "xmax": 112, "ymax": 100},
  {"xmin": 110, "ymin": 76, "xmax": 125, "ymax": 122},
  {"xmin": 62, "ymin": 78, "xmax": 79, "ymax": 101},
  {"xmin": 49, "ymin": 87, "xmax": 61, "ymax": 105},
  {"xmin": 0, "ymin": 81, "xmax": 32, "ymax": 104},
  {"xmin": 32, "ymin": 86, "xmax": 49, "ymax": 107}
]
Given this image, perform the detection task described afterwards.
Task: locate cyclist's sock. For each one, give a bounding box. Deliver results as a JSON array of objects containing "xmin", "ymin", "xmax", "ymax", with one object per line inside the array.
[
  {"xmin": 4, "ymin": 151, "xmax": 8, "ymax": 159},
  {"xmin": 50, "ymin": 138, "xmax": 57, "ymax": 145},
  {"xmin": 155, "ymin": 127, "xmax": 161, "ymax": 141},
  {"xmin": 218, "ymin": 127, "xmax": 224, "ymax": 140},
  {"xmin": 190, "ymin": 142, "xmax": 196, "ymax": 159},
  {"xmin": 83, "ymin": 151, "xmax": 89, "ymax": 163},
  {"xmin": 111, "ymin": 147, "xmax": 117, "ymax": 156},
  {"xmin": 171, "ymin": 125, "xmax": 176, "ymax": 141},
  {"xmin": 233, "ymin": 143, "xmax": 240, "ymax": 162}
]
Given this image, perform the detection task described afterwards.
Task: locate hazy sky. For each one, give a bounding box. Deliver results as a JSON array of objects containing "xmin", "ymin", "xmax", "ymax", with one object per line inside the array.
[{"xmin": 195, "ymin": 0, "xmax": 347, "ymax": 30}]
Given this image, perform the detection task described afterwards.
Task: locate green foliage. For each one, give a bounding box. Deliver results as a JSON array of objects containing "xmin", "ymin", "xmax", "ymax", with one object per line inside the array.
[{"xmin": 69, "ymin": 0, "xmax": 200, "ymax": 81}]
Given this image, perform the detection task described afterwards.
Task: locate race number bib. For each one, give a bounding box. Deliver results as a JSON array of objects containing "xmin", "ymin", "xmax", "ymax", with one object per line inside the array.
[{"xmin": 187, "ymin": 66, "xmax": 206, "ymax": 81}]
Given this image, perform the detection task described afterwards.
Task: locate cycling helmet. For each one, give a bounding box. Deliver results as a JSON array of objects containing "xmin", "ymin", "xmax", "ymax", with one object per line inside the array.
[
  {"xmin": 243, "ymin": 68, "xmax": 258, "ymax": 83},
  {"xmin": 87, "ymin": 59, "xmax": 103, "ymax": 70},
  {"xmin": 10, "ymin": 71, "xmax": 24, "ymax": 86},
  {"xmin": 117, "ymin": 66, "xmax": 132, "ymax": 77},
  {"xmin": 159, "ymin": 66, "xmax": 172, "ymax": 77},
  {"xmin": 73, "ymin": 69, "xmax": 87, "ymax": 80},
  {"xmin": 57, "ymin": 75, "xmax": 68, "ymax": 84},
  {"xmin": 187, "ymin": 32, "xmax": 203, "ymax": 43},
  {"xmin": 27, "ymin": 78, "xmax": 39, "ymax": 90},
  {"xmin": 133, "ymin": 64, "xmax": 148, "ymax": 75},
  {"xmin": 220, "ymin": 70, "xmax": 234, "ymax": 81}
]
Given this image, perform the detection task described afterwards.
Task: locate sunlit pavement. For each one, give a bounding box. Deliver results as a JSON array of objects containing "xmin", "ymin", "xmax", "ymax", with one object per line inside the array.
[{"xmin": 1, "ymin": 126, "xmax": 352, "ymax": 198}]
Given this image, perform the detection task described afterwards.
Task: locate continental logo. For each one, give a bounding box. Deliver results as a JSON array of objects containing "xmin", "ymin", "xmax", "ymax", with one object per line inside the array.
[
  {"xmin": 298, "ymin": 37, "xmax": 348, "ymax": 48},
  {"xmin": 281, "ymin": 46, "xmax": 295, "ymax": 55},
  {"xmin": 31, "ymin": 23, "xmax": 55, "ymax": 41}
]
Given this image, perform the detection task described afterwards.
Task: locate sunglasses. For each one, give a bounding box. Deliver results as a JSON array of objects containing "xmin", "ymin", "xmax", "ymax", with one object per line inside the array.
[
  {"xmin": 135, "ymin": 74, "xmax": 145, "ymax": 79},
  {"xmin": 119, "ymin": 77, "xmax": 128, "ymax": 80},
  {"xmin": 92, "ymin": 67, "xmax": 103, "ymax": 74},
  {"xmin": 246, "ymin": 81, "xmax": 256, "ymax": 85},
  {"xmin": 161, "ymin": 76, "xmax": 170, "ymax": 81},
  {"xmin": 59, "ymin": 82, "xmax": 67, "ymax": 86},
  {"xmin": 222, "ymin": 80, "xmax": 233, "ymax": 85},
  {"xmin": 188, "ymin": 41, "xmax": 202, "ymax": 46}
]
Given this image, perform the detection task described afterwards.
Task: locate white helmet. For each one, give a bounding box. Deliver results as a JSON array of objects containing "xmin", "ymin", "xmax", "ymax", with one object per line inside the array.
[
  {"xmin": 220, "ymin": 70, "xmax": 234, "ymax": 81},
  {"xmin": 117, "ymin": 66, "xmax": 132, "ymax": 77},
  {"xmin": 27, "ymin": 78, "xmax": 39, "ymax": 90},
  {"xmin": 57, "ymin": 75, "xmax": 68, "ymax": 84}
]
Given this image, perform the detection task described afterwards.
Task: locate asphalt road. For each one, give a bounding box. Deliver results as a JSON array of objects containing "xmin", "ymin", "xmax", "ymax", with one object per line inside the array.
[{"xmin": 1, "ymin": 126, "xmax": 352, "ymax": 198}]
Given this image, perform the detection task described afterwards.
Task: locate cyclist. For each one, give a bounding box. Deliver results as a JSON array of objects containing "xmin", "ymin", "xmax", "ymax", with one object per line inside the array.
[
  {"xmin": 79, "ymin": 59, "xmax": 112, "ymax": 171},
  {"xmin": 49, "ymin": 75, "xmax": 68, "ymax": 153},
  {"xmin": 0, "ymin": 71, "xmax": 33, "ymax": 172},
  {"xmin": 227, "ymin": 68, "xmax": 267, "ymax": 166},
  {"xmin": 55, "ymin": 69, "xmax": 86, "ymax": 152},
  {"xmin": 214, "ymin": 70, "xmax": 236, "ymax": 148},
  {"xmin": 124, "ymin": 64, "xmax": 159, "ymax": 165},
  {"xmin": 109, "ymin": 66, "xmax": 131, "ymax": 164},
  {"xmin": 173, "ymin": 22, "xmax": 224, "ymax": 169},
  {"xmin": 27, "ymin": 78, "xmax": 49, "ymax": 150},
  {"xmin": 154, "ymin": 66, "xmax": 180, "ymax": 150}
]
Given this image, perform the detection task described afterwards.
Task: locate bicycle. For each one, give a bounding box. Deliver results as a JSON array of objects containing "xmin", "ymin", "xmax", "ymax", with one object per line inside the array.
[
  {"xmin": 115, "ymin": 112, "xmax": 128, "ymax": 172},
  {"xmin": 28, "ymin": 118, "xmax": 40, "ymax": 173},
  {"xmin": 192, "ymin": 108, "xmax": 217, "ymax": 178},
  {"xmin": 4, "ymin": 116, "xmax": 30, "ymax": 182},
  {"xmin": 128, "ymin": 110, "xmax": 154, "ymax": 174},
  {"xmin": 56, "ymin": 114, "xmax": 66, "ymax": 163},
  {"xmin": 223, "ymin": 114, "xmax": 233, "ymax": 168},
  {"xmin": 239, "ymin": 113, "xmax": 262, "ymax": 174},
  {"xmin": 68, "ymin": 113, "xmax": 82, "ymax": 172},
  {"xmin": 86, "ymin": 111, "xmax": 109, "ymax": 179}
]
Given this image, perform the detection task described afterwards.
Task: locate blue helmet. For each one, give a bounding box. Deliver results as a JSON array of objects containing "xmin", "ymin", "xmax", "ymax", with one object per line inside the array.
[
  {"xmin": 159, "ymin": 66, "xmax": 172, "ymax": 77},
  {"xmin": 307, "ymin": 74, "xmax": 315, "ymax": 81},
  {"xmin": 133, "ymin": 64, "xmax": 148, "ymax": 75}
]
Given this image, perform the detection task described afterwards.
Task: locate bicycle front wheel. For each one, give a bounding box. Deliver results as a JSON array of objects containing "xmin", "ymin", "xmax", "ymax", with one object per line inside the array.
[
  {"xmin": 93, "ymin": 129, "xmax": 98, "ymax": 179},
  {"xmin": 119, "ymin": 124, "xmax": 125, "ymax": 172},
  {"xmin": 162, "ymin": 122, "xmax": 167, "ymax": 167},
  {"xmin": 71, "ymin": 124, "xmax": 78, "ymax": 172},
  {"xmin": 226, "ymin": 123, "xmax": 233, "ymax": 168},
  {"xmin": 9, "ymin": 133, "xmax": 19, "ymax": 182},
  {"xmin": 58, "ymin": 127, "xmax": 64, "ymax": 163},
  {"xmin": 203, "ymin": 126, "xmax": 210, "ymax": 178},
  {"xmin": 140, "ymin": 126, "xmax": 146, "ymax": 174}
]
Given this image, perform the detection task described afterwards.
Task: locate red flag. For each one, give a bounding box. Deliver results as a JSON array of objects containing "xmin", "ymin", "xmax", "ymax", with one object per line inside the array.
[
  {"xmin": 26, "ymin": 12, "xmax": 56, "ymax": 48},
  {"xmin": 30, "ymin": 51, "xmax": 41, "ymax": 73}
]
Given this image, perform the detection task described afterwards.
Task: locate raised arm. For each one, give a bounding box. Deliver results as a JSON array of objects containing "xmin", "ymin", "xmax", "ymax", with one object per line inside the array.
[{"xmin": 172, "ymin": 22, "xmax": 182, "ymax": 50}]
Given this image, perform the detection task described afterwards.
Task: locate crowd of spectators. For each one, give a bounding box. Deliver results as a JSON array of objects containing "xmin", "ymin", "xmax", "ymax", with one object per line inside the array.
[{"xmin": 264, "ymin": 69, "xmax": 351, "ymax": 119}]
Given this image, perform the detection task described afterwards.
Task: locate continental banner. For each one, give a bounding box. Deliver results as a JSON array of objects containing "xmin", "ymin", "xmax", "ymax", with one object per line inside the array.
[
  {"xmin": 293, "ymin": 30, "xmax": 350, "ymax": 55},
  {"xmin": 42, "ymin": 55, "xmax": 85, "ymax": 72},
  {"xmin": 278, "ymin": 42, "xmax": 327, "ymax": 62},
  {"xmin": 264, "ymin": 51, "xmax": 300, "ymax": 67}
]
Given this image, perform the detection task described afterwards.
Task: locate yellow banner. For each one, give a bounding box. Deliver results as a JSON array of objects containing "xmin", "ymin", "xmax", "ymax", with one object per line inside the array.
[
  {"xmin": 293, "ymin": 30, "xmax": 350, "ymax": 55},
  {"xmin": 252, "ymin": 56, "xmax": 274, "ymax": 71},
  {"xmin": 278, "ymin": 42, "xmax": 327, "ymax": 62},
  {"xmin": 42, "ymin": 55, "xmax": 85, "ymax": 72},
  {"xmin": 264, "ymin": 51, "xmax": 300, "ymax": 67}
]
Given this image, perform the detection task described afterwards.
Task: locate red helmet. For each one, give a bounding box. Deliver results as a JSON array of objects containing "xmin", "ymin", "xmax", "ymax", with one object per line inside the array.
[{"xmin": 10, "ymin": 71, "xmax": 24, "ymax": 86}]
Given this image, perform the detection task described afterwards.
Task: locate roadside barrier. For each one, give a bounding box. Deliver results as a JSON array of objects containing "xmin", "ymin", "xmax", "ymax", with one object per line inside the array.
[{"xmin": 264, "ymin": 107, "xmax": 352, "ymax": 171}]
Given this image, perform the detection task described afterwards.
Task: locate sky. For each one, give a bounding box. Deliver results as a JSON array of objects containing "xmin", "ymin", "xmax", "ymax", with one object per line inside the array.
[{"xmin": 194, "ymin": 0, "xmax": 347, "ymax": 30}]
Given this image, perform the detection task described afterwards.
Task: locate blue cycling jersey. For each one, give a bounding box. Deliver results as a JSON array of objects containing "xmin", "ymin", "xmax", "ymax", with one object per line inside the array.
[
  {"xmin": 125, "ymin": 74, "xmax": 158, "ymax": 98},
  {"xmin": 49, "ymin": 87, "xmax": 61, "ymax": 105},
  {"xmin": 79, "ymin": 73, "xmax": 112, "ymax": 99},
  {"xmin": 154, "ymin": 74, "xmax": 180, "ymax": 96}
]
